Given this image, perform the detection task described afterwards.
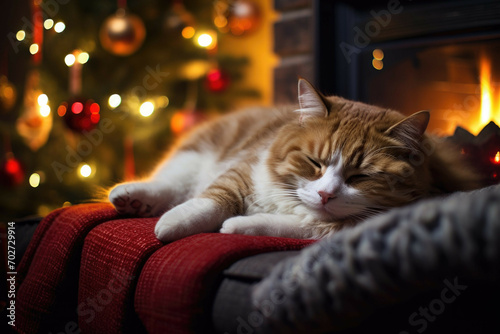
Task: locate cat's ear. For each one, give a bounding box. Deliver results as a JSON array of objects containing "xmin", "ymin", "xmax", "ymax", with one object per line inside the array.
[
  {"xmin": 384, "ymin": 110, "xmax": 430, "ymax": 149},
  {"xmin": 297, "ymin": 78, "xmax": 328, "ymax": 123}
]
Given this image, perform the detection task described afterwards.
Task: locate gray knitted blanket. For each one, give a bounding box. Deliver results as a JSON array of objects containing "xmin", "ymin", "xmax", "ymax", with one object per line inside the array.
[{"xmin": 251, "ymin": 184, "xmax": 500, "ymax": 333}]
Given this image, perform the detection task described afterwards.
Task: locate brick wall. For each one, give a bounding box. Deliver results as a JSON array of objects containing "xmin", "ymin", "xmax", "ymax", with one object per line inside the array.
[{"xmin": 273, "ymin": 0, "xmax": 314, "ymax": 104}]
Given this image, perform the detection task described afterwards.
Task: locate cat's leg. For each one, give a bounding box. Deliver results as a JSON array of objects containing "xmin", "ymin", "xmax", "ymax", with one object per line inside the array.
[
  {"xmin": 155, "ymin": 164, "xmax": 253, "ymax": 242},
  {"xmin": 109, "ymin": 181, "xmax": 175, "ymax": 217},
  {"xmin": 154, "ymin": 197, "xmax": 230, "ymax": 242},
  {"xmin": 109, "ymin": 150, "xmax": 203, "ymax": 217},
  {"xmin": 220, "ymin": 214, "xmax": 315, "ymax": 239}
]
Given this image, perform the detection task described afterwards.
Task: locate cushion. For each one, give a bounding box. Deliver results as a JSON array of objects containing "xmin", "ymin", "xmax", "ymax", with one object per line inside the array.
[
  {"xmin": 252, "ymin": 184, "xmax": 500, "ymax": 333},
  {"xmin": 15, "ymin": 203, "xmax": 314, "ymax": 334}
]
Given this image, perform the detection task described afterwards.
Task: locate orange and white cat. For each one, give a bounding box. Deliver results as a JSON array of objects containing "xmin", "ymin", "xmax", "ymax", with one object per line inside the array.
[{"xmin": 109, "ymin": 79, "xmax": 480, "ymax": 241}]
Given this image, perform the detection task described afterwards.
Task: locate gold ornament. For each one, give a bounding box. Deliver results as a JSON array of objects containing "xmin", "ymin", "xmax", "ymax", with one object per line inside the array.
[
  {"xmin": 16, "ymin": 71, "xmax": 52, "ymax": 151},
  {"xmin": 99, "ymin": 8, "xmax": 146, "ymax": 56},
  {"xmin": 213, "ymin": 0, "xmax": 261, "ymax": 36}
]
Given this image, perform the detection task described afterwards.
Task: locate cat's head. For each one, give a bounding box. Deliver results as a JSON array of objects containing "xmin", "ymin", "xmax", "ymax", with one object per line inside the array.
[{"xmin": 268, "ymin": 79, "xmax": 432, "ymax": 223}]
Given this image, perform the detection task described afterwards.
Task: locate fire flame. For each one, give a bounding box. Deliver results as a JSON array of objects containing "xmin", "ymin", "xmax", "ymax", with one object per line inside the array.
[
  {"xmin": 493, "ymin": 151, "xmax": 500, "ymax": 164},
  {"xmin": 470, "ymin": 55, "xmax": 500, "ymax": 134}
]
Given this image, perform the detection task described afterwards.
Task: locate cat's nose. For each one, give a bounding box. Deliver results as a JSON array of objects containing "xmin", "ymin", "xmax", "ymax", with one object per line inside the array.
[{"xmin": 318, "ymin": 191, "xmax": 336, "ymax": 205}]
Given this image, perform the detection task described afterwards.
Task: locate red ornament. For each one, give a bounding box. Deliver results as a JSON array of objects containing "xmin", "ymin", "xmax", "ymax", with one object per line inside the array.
[
  {"xmin": 205, "ymin": 68, "xmax": 230, "ymax": 93},
  {"xmin": 59, "ymin": 98, "xmax": 101, "ymax": 133},
  {"xmin": 0, "ymin": 155, "xmax": 25, "ymax": 187}
]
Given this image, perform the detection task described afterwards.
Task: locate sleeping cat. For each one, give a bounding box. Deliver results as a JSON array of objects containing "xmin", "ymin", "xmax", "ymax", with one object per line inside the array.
[{"xmin": 109, "ymin": 79, "xmax": 481, "ymax": 241}]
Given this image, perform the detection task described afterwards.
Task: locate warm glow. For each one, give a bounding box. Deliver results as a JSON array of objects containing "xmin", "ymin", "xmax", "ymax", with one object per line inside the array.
[
  {"xmin": 197, "ymin": 33, "xmax": 213, "ymax": 47},
  {"xmin": 108, "ymin": 94, "xmax": 122, "ymax": 108},
  {"xmin": 44, "ymin": 19, "xmax": 54, "ymax": 30},
  {"xmin": 38, "ymin": 94, "xmax": 49, "ymax": 106},
  {"xmin": 139, "ymin": 102, "xmax": 154, "ymax": 117},
  {"xmin": 54, "ymin": 22, "xmax": 66, "ymax": 33},
  {"xmin": 157, "ymin": 96, "xmax": 169, "ymax": 108},
  {"xmin": 214, "ymin": 16, "xmax": 228, "ymax": 28},
  {"xmin": 29, "ymin": 173, "xmax": 41, "ymax": 188},
  {"xmin": 65, "ymin": 54, "xmax": 76, "ymax": 66},
  {"xmin": 171, "ymin": 112, "xmax": 185, "ymax": 134},
  {"xmin": 182, "ymin": 26, "xmax": 195, "ymax": 39},
  {"xmin": 29, "ymin": 44, "xmax": 39, "ymax": 55},
  {"xmin": 493, "ymin": 151, "xmax": 500, "ymax": 164},
  {"xmin": 372, "ymin": 59, "xmax": 383, "ymax": 70},
  {"xmin": 79, "ymin": 164, "xmax": 92, "ymax": 178},
  {"xmin": 58, "ymin": 104, "xmax": 67, "ymax": 117},
  {"xmin": 480, "ymin": 57, "xmax": 492, "ymax": 125},
  {"xmin": 77, "ymin": 52, "xmax": 89, "ymax": 64},
  {"xmin": 196, "ymin": 32, "xmax": 216, "ymax": 49},
  {"xmin": 72, "ymin": 102, "xmax": 84, "ymax": 114},
  {"xmin": 16, "ymin": 30, "xmax": 25, "ymax": 41},
  {"xmin": 373, "ymin": 49, "xmax": 384, "ymax": 60},
  {"xmin": 468, "ymin": 55, "xmax": 500, "ymax": 135},
  {"xmin": 40, "ymin": 105, "xmax": 51, "ymax": 117}
]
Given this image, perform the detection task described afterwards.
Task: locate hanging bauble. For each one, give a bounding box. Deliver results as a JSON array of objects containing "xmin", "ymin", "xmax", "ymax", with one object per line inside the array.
[
  {"xmin": 59, "ymin": 98, "xmax": 101, "ymax": 133},
  {"xmin": 214, "ymin": 0, "xmax": 261, "ymax": 36},
  {"xmin": 99, "ymin": 8, "xmax": 146, "ymax": 56},
  {"xmin": 16, "ymin": 71, "xmax": 52, "ymax": 151},
  {"xmin": 205, "ymin": 68, "xmax": 230, "ymax": 93},
  {"xmin": 0, "ymin": 75, "xmax": 17, "ymax": 112},
  {"xmin": 170, "ymin": 109, "xmax": 206, "ymax": 135},
  {"xmin": 0, "ymin": 154, "xmax": 25, "ymax": 187}
]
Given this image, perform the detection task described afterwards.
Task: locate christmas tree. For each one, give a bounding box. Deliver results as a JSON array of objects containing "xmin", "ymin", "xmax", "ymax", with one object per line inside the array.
[{"xmin": 0, "ymin": 0, "xmax": 265, "ymax": 221}]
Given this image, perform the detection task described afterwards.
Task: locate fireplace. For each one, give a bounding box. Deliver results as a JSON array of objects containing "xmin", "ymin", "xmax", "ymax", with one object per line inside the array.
[{"xmin": 314, "ymin": 0, "xmax": 500, "ymax": 184}]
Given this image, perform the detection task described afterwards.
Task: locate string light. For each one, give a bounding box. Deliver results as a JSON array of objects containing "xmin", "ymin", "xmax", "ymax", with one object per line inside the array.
[
  {"xmin": 71, "ymin": 102, "xmax": 83, "ymax": 114},
  {"xmin": 64, "ymin": 54, "xmax": 76, "ymax": 67},
  {"xmin": 77, "ymin": 52, "xmax": 89, "ymax": 64},
  {"xmin": 38, "ymin": 94, "xmax": 48, "ymax": 106},
  {"xmin": 139, "ymin": 101, "xmax": 154, "ymax": 117},
  {"xmin": 373, "ymin": 49, "xmax": 384, "ymax": 60},
  {"xmin": 372, "ymin": 59, "xmax": 383, "ymax": 70},
  {"xmin": 16, "ymin": 30, "xmax": 25, "ymax": 41},
  {"xmin": 108, "ymin": 94, "xmax": 122, "ymax": 108},
  {"xmin": 40, "ymin": 105, "xmax": 51, "ymax": 117},
  {"xmin": 57, "ymin": 103, "xmax": 67, "ymax": 116},
  {"xmin": 197, "ymin": 33, "xmax": 214, "ymax": 48},
  {"xmin": 79, "ymin": 164, "xmax": 92, "ymax": 178},
  {"xmin": 29, "ymin": 44, "xmax": 39, "ymax": 55},
  {"xmin": 372, "ymin": 49, "xmax": 384, "ymax": 70},
  {"xmin": 54, "ymin": 22, "xmax": 66, "ymax": 33},
  {"xmin": 29, "ymin": 173, "xmax": 41, "ymax": 188},
  {"xmin": 157, "ymin": 96, "xmax": 169, "ymax": 108},
  {"xmin": 214, "ymin": 16, "xmax": 228, "ymax": 28},
  {"xmin": 44, "ymin": 19, "xmax": 54, "ymax": 30},
  {"xmin": 182, "ymin": 26, "xmax": 195, "ymax": 39}
]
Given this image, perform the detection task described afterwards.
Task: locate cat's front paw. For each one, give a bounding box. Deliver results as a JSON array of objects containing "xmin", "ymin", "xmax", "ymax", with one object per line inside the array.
[
  {"xmin": 109, "ymin": 182, "xmax": 167, "ymax": 217},
  {"xmin": 220, "ymin": 216, "xmax": 266, "ymax": 236},
  {"xmin": 155, "ymin": 198, "xmax": 226, "ymax": 242}
]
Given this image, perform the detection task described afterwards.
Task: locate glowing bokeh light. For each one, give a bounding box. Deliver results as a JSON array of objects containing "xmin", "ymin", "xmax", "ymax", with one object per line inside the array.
[
  {"xmin": 108, "ymin": 94, "xmax": 122, "ymax": 108},
  {"xmin": 54, "ymin": 22, "xmax": 66, "ymax": 33},
  {"xmin": 139, "ymin": 102, "xmax": 154, "ymax": 117}
]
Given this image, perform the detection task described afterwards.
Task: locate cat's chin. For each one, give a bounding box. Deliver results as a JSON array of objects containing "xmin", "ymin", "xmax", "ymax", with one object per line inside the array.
[
  {"xmin": 299, "ymin": 202, "xmax": 345, "ymax": 222},
  {"xmin": 300, "ymin": 200, "xmax": 366, "ymax": 223}
]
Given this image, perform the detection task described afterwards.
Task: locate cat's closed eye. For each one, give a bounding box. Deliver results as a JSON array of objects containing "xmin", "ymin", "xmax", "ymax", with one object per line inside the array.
[
  {"xmin": 307, "ymin": 156, "xmax": 322, "ymax": 168},
  {"xmin": 346, "ymin": 174, "xmax": 369, "ymax": 184}
]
